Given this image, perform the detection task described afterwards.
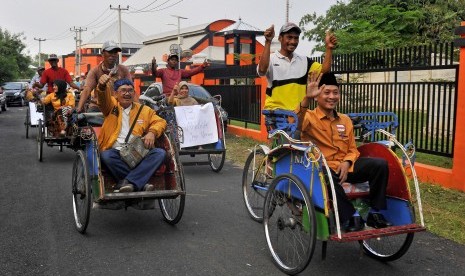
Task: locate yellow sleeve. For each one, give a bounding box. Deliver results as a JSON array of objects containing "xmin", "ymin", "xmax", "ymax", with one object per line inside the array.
[
  {"xmin": 96, "ymin": 84, "xmax": 115, "ymax": 116},
  {"xmin": 309, "ymin": 61, "xmax": 322, "ymax": 74},
  {"xmin": 42, "ymin": 93, "xmax": 53, "ymax": 105},
  {"xmin": 147, "ymin": 108, "xmax": 167, "ymax": 138}
]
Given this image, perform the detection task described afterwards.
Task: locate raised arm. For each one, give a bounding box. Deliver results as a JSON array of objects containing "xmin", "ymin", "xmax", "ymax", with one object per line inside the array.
[
  {"xmin": 321, "ymin": 31, "xmax": 338, "ymax": 73},
  {"xmin": 257, "ymin": 25, "xmax": 275, "ymax": 76}
]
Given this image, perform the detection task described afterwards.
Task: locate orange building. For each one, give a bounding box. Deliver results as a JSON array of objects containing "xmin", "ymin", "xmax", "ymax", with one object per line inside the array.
[{"xmin": 123, "ymin": 18, "xmax": 265, "ymax": 76}]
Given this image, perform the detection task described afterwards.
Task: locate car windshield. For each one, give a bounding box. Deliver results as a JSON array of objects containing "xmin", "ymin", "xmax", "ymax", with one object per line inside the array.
[{"xmin": 3, "ymin": 82, "xmax": 22, "ymax": 90}]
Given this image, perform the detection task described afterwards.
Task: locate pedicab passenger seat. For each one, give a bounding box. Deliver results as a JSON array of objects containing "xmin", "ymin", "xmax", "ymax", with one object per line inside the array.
[{"xmin": 76, "ymin": 112, "xmax": 104, "ymax": 127}]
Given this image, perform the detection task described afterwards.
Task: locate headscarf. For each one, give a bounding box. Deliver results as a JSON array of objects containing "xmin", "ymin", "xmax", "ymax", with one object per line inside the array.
[{"xmin": 53, "ymin": 79, "xmax": 68, "ymax": 105}]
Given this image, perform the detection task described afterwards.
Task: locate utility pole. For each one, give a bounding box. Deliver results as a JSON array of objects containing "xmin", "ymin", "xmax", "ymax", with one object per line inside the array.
[
  {"xmin": 171, "ymin": 15, "xmax": 188, "ymax": 69},
  {"xmin": 70, "ymin": 27, "xmax": 87, "ymax": 78},
  {"xmin": 285, "ymin": 0, "xmax": 289, "ymax": 23},
  {"xmin": 110, "ymin": 5, "xmax": 129, "ymax": 64},
  {"xmin": 34, "ymin": 38, "xmax": 46, "ymax": 67}
]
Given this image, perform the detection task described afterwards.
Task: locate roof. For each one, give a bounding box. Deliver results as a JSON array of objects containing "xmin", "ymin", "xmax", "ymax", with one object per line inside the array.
[
  {"xmin": 216, "ymin": 18, "xmax": 264, "ymax": 36},
  {"xmin": 83, "ymin": 20, "xmax": 146, "ymax": 48},
  {"xmin": 143, "ymin": 23, "xmax": 210, "ymax": 45},
  {"xmin": 123, "ymin": 33, "xmax": 207, "ymax": 66}
]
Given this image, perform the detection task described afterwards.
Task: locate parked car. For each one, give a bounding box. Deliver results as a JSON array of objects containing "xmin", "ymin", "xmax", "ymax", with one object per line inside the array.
[
  {"xmin": 2, "ymin": 81, "xmax": 29, "ymax": 106},
  {"xmin": 142, "ymin": 82, "xmax": 228, "ymax": 130},
  {"xmin": 0, "ymin": 86, "xmax": 7, "ymax": 113}
]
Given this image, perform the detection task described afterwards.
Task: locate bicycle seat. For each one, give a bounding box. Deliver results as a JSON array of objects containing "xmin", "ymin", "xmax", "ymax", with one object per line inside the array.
[{"xmin": 262, "ymin": 109, "xmax": 298, "ymax": 138}]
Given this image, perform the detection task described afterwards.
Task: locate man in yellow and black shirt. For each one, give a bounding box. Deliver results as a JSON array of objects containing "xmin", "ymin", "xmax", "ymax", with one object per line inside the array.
[{"xmin": 258, "ymin": 22, "xmax": 337, "ymax": 111}]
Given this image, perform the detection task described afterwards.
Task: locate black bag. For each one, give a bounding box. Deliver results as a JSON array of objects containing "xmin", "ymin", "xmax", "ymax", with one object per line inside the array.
[{"xmin": 119, "ymin": 105, "xmax": 149, "ymax": 168}]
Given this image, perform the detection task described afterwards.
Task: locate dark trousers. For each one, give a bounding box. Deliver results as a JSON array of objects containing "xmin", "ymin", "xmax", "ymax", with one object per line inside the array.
[
  {"xmin": 329, "ymin": 157, "xmax": 389, "ymax": 223},
  {"xmin": 100, "ymin": 148, "xmax": 166, "ymax": 191}
]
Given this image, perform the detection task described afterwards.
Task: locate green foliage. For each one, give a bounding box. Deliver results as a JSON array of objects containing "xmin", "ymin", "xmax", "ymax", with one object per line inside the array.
[
  {"xmin": 0, "ymin": 27, "xmax": 33, "ymax": 83},
  {"xmin": 300, "ymin": 0, "xmax": 464, "ymax": 54}
]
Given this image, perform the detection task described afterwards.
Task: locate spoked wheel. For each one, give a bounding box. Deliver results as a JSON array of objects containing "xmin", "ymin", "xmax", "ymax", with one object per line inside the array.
[
  {"xmin": 159, "ymin": 133, "xmax": 186, "ymax": 225},
  {"xmin": 361, "ymin": 232, "xmax": 414, "ymax": 261},
  {"xmin": 242, "ymin": 148, "xmax": 269, "ymax": 222},
  {"xmin": 208, "ymin": 150, "xmax": 225, "ymax": 172},
  {"xmin": 263, "ymin": 173, "xmax": 316, "ymax": 275},
  {"xmin": 37, "ymin": 119, "xmax": 44, "ymax": 162},
  {"xmin": 25, "ymin": 107, "xmax": 30, "ymax": 138},
  {"xmin": 72, "ymin": 150, "xmax": 92, "ymax": 234}
]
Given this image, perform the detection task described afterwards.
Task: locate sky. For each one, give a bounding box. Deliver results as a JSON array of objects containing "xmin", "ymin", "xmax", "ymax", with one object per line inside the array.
[{"xmin": 0, "ymin": 0, "xmax": 338, "ymax": 59}]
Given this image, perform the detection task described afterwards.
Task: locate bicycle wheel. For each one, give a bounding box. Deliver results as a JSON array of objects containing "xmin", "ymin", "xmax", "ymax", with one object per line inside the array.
[
  {"xmin": 159, "ymin": 133, "xmax": 185, "ymax": 225},
  {"xmin": 72, "ymin": 150, "xmax": 92, "ymax": 234},
  {"xmin": 242, "ymin": 148, "xmax": 268, "ymax": 222},
  {"xmin": 25, "ymin": 107, "xmax": 30, "ymax": 138},
  {"xmin": 208, "ymin": 150, "xmax": 225, "ymax": 172},
  {"xmin": 264, "ymin": 173, "xmax": 316, "ymax": 275},
  {"xmin": 37, "ymin": 119, "xmax": 44, "ymax": 162},
  {"xmin": 361, "ymin": 232, "xmax": 414, "ymax": 261}
]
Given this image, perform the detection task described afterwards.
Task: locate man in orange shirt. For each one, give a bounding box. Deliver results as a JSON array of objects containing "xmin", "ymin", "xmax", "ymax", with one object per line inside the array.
[{"xmin": 296, "ymin": 72, "xmax": 391, "ymax": 232}]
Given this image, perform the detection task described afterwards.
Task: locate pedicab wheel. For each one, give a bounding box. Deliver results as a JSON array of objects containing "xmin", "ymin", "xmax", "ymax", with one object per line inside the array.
[
  {"xmin": 37, "ymin": 119, "xmax": 44, "ymax": 162},
  {"xmin": 159, "ymin": 133, "xmax": 185, "ymax": 225},
  {"xmin": 208, "ymin": 151, "xmax": 225, "ymax": 172},
  {"xmin": 72, "ymin": 150, "xmax": 91, "ymax": 234},
  {"xmin": 264, "ymin": 173, "xmax": 316, "ymax": 275},
  {"xmin": 361, "ymin": 232, "xmax": 414, "ymax": 261},
  {"xmin": 25, "ymin": 107, "xmax": 30, "ymax": 138},
  {"xmin": 242, "ymin": 148, "xmax": 268, "ymax": 222}
]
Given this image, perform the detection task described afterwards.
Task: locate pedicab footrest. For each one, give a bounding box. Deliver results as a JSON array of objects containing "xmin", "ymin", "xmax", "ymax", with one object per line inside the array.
[
  {"xmin": 103, "ymin": 189, "xmax": 186, "ymax": 200},
  {"xmin": 330, "ymin": 223, "xmax": 426, "ymax": 242}
]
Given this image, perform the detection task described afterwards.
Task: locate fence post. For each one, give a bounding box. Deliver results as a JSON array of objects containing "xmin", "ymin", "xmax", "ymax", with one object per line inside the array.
[{"xmin": 451, "ymin": 22, "xmax": 465, "ymax": 191}]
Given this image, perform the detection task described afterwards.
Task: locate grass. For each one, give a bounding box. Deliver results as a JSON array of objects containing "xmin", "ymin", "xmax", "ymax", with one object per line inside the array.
[{"xmin": 225, "ymin": 132, "xmax": 465, "ymax": 244}]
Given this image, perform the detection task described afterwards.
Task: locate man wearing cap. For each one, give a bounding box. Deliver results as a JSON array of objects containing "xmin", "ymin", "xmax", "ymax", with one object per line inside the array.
[
  {"xmin": 76, "ymin": 40, "xmax": 131, "ymax": 113},
  {"xmin": 34, "ymin": 54, "xmax": 79, "ymax": 94},
  {"xmin": 96, "ymin": 76, "xmax": 167, "ymax": 193},
  {"xmin": 29, "ymin": 67, "xmax": 46, "ymax": 91},
  {"xmin": 258, "ymin": 22, "xmax": 337, "ymax": 111},
  {"xmin": 151, "ymin": 54, "xmax": 209, "ymax": 95},
  {"xmin": 296, "ymin": 72, "xmax": 391, "ymax": 232}
]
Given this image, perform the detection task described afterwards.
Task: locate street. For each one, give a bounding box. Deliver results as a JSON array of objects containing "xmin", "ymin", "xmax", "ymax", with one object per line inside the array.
[{"xmin": 1, "ymin": 107, "xmax": 464, "ymax": 276}]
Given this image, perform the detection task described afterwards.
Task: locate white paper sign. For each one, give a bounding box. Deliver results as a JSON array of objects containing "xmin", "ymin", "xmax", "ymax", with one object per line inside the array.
[
  {"xmin": 29, "ymin": 102, "xmax": 42, "ymax": 126},
  {"xmin": 174, "ymin": 102, "xmax": 218, "ymax": 148}
]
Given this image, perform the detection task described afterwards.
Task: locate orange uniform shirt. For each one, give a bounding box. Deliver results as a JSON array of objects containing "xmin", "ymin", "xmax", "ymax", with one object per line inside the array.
[{"xmin": 296, "ymin": 105, "xmax": 360, "ymax": 172}]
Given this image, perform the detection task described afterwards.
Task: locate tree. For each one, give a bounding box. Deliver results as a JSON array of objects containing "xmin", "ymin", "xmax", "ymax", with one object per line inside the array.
[
  {"xmin": 0, "ymin": 27, "xmax": 32, "ymax": 83},
  {"xmin": 300, "ymin": 0, "xmax": 464, "ymax": 54}
]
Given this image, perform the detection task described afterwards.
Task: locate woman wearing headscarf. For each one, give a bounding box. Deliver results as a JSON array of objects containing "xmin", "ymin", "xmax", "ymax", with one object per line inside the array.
[{"xmin": 41, "ymin": 79, "xmax": 75, "ymax": 136}]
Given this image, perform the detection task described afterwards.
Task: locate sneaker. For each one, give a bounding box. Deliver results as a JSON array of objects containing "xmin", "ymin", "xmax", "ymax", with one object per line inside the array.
[
  {"xmin": 143, "ymin": 184, "xmax": 155, "ymax": 191},
  {"xmin": 366, "ymin": 213, "xmax": 392, "ymax": 229}
]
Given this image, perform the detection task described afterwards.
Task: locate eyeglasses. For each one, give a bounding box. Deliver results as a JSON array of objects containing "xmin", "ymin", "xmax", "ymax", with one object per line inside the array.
[{"xmin": 117, "ymin": 88, "xmax": 134, "ymax": 94}]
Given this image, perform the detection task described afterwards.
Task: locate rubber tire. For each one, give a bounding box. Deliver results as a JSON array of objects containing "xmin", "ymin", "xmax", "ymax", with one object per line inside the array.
[
  {"xmin": 72, "ymin": 150, "xmax": 92, "ymax": 234},
  {"xmin": 37, "ymin": 119, "xmax": 44, "ymax": 162},
  {"xmin": 361, "ymin": 231, "xmax": 414, "ymax": 261},
  {"xmin": 263, "ymin": 173, "xmax": 317, "ymax": 275},
  {"xmin": 242, "ymin": 148, "xmax": 268, "ymax": 222},
  {"xmin": 208, "ymin": 151, "xmax": 225, "ymax": 172},
  {"xmin": 159, "ymin": 132, "xmax": 185, "ymax": 225},
  {"xmin": 25, "ymin": 108, "xmax": 30, "ymax": 139}
]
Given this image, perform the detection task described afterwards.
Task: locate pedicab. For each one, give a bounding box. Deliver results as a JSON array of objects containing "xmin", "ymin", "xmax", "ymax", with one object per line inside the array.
[
  {"xmin": 36, "ymin": 102, "xmax": 75, "ymax": 161},
  {"xmin": 140, "ymin": 85, "xmax": 227, "ymax": 172},
  {"xmin": 70, "ymin": 111, "xmax": 186, "ymax": 234},
  {"xmin": 242, "ymin": 110, "xmax": 426, "ymax": 275}
]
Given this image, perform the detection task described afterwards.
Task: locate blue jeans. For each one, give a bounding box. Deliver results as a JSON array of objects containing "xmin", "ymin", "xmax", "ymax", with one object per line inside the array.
[{"xmin": 100, "ymin": 148, "xmax": 166, "ymax": 191}]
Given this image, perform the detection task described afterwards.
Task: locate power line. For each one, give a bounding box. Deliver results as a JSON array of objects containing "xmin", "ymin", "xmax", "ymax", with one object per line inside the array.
[
  {"xmin": 130, "ymin": 0, "xmax": 159, "ymax": 12},
  {"xmin": 127, "ymin": 0, "xmax": 183, "ymax": 13}
]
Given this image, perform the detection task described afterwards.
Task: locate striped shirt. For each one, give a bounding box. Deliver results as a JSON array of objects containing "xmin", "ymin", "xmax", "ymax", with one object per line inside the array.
[{"xmin": 259, "ymin": 51, "xmax": 322, "ymax": 110}]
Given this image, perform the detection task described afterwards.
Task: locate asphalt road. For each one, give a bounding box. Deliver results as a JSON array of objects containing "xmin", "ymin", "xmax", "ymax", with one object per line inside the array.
[{"xmin": 1, "ymin": 106, "xmax": 465, "ymax": 276}]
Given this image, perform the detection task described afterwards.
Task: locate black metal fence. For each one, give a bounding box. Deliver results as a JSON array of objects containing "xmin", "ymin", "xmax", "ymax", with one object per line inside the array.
[
  {"xmin": 325, "ymin": 82, "xmax": 456, "ymax": 157},
  {"xmin": 204, "ymin": 85, "xmax": 261, "ymax": 125}
]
